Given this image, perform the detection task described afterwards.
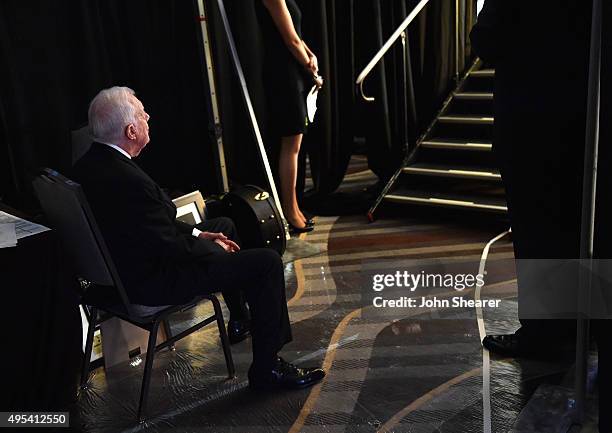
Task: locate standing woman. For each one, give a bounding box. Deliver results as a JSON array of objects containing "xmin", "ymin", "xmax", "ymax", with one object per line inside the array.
[{"xmin": 255, "ymin": 0, "xmax": 323, "ymax": 233}]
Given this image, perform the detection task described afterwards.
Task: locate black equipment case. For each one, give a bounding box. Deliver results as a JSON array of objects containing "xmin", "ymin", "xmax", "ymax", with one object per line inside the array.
[{"xmin": 222, "ymin": 185, "xmax": 286, "ymax": 255}]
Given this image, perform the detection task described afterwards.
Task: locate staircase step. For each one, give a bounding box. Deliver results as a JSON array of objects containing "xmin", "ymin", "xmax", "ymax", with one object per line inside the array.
[
  {"xmin": 470, "ymin": 69, "xmax": 495, "ymax": 78},
  {"xmin": 403, "ymin": 163, "xmax": 501, "ymax": 180},
  {"xmin": 421, "ymin": 139, "xmax": 492, "ymax": 151},
  {"xmin": 384, "ymin": 189, "xmax": 507, "ymax": 213},
  {"xmin": 438, "ymin": 115, "xmax": 494, "ymax": 125},
  {"xmin": 454, "ymin": 92, "xmax": 493, "ymax": 101}
]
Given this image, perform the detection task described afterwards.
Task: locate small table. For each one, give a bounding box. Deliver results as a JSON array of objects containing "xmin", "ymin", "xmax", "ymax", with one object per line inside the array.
[{"xmin": 1, "ymin": 203, "xmax": 81, "ymax": 413}]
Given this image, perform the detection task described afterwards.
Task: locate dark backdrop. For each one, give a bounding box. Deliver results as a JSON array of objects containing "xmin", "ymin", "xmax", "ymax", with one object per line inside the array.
[
  {"xmin": 355, "ymin": 0, "xmax": 476, "ymax": 180},
  {"xmin": 0, "ymin": 0, "xmax": 220, "ymax": 210},
  {"xmin": 205, "ymin": 0, "xmax": 358, "ymax": 196},
  {"xmin": 0, "ymin": 0, "xmax": 475, "ymax": 209},
  {"xmin": 209, "ymin": 0, "xmax": 476, "ymax": 194}
]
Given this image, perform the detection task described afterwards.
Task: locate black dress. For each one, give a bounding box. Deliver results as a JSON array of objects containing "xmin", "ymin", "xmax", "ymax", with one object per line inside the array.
[{"xmin": 255, "ymin": 0, "xmax": 309, "ymax": 136}]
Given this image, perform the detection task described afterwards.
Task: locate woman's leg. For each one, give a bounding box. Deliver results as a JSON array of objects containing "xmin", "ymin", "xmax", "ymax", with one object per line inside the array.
[{"xmin": 279, "ymin": 134, "xmax": 307, "ymax": 228}]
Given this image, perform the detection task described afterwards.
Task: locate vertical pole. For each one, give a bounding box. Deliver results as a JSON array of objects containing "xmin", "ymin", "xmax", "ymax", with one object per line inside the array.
[
  {"xmin": 401, "ymin": 31, "xmax": 410, "ymax": 152},
  {"xmin": 213, "ymin": 0, "xmax": 290, "ymax": 239},
  {"xmin": 455, "ymin": 0, "xmax": 461, "ymax": 82},
  {"xmin": 574, "ymin": 0, "xmax": 602, "ymax": 425},
  {"xmin": 196, "ymin": 0, "xmax": 230, "ymax": 193}
]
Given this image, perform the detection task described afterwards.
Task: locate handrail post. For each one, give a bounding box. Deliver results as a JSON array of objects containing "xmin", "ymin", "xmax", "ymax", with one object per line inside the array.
[
  {"xmin": 455, "ymin": 0, "xmax": 461, "ymax": 83},
  {"xmin": 356, "ymin": 0, "xmax": 431, "ymax": 90},
  {"xmin": 401, "ymin": 31, "xmax": 410, "ymax": 152}
]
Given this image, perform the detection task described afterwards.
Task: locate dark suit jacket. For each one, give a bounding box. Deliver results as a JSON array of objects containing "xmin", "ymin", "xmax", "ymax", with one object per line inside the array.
[
  {"xmin": 470, "ymin": 0, "xmax": 591, "ymax": 260},
  {"xmin": 72, "ymin": 142, "xmax": 217, "ymax": 305}
]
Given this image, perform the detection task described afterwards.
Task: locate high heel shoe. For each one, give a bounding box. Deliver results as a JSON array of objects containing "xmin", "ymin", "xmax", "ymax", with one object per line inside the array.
[
  {"xmin": 288, "ymin": 221, "xmax": 314, "ymax": 234},
  {"xmin": 305, "ymin": 218, "xmax": 315, "ymax": 227}
]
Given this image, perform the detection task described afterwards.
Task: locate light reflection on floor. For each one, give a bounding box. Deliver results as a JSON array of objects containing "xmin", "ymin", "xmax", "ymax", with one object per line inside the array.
[{"xmin": 74, "ymin": 161, "xmax": 596, "ymax": 432}]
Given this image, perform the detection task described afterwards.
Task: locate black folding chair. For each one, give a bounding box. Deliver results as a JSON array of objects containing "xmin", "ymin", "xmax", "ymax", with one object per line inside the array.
[{"xmin": 32, "ymin": 169, "xmax": 235, "ymax": 422}]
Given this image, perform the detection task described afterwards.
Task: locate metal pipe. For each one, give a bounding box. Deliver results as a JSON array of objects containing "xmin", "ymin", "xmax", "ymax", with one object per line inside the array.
[
  {"xmin": 455, "ymin": 0, "xmax": 461, "ymax": 82},
  {"xmin": 574, "ymin": 0, "xmax": 602, "ymax": 424},
  {"xmin": 213, "ymin": 0, "xmax": 289, "ymax": 239},
  {"xmin": 356, "ymin": 0, "xmax": 430, "ymax": 87},
  {"xmin": 401, "ymin": 31, "xmax": 409, "ymax": 150},
  {"xmin": 196, "ymin": 0, "xmax": 229, "ymax": 193}
]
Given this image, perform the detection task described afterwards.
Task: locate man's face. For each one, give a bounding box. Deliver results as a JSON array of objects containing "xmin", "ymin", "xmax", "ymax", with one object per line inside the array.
[{"xmin": 125, "ymin": 95, "xmax": 150, "ymax": 157}]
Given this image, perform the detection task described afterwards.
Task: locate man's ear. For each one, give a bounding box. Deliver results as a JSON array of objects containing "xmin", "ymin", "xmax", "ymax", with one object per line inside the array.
[{"xmin": 125, "ymin": 123, "xmax": 136, "ymax": 140}]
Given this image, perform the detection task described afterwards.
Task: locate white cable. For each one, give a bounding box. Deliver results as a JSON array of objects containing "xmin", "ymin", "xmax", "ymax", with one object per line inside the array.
[{"xmin": 476, "ymin": 228, "xmax": 511, "ymax": 433}]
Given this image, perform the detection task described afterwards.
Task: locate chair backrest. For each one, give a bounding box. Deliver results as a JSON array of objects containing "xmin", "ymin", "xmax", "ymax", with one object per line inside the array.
[
  {"xmin": 32, "ymin": 169, "xmax": 133, "ymax": 310},
  {"xmin": 71, "ymin": 125, "xmax": 93, "ymax": 166}
]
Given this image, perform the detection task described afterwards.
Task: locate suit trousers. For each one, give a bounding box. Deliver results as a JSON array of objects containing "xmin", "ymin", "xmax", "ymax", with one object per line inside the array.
[
  {"xmin": 190, "ymin": 217, "xmax": 292, "ymax": 369},
  {"xmin": 195, "ymin": 217, "xmax": 249, "ymax": 320}
]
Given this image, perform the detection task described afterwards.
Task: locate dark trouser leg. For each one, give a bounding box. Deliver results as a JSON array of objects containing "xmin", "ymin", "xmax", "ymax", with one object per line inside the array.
[
  {"xmin": 193, "ymin": 248, "xmax": 292, "ymax": 369},
  {"xmin": 499, "ymin": 154, "xmax": 580, "ymax": 345},
  {"xmin": 196, "ymin": 217, "xmax": 249, "ymax": 320}
]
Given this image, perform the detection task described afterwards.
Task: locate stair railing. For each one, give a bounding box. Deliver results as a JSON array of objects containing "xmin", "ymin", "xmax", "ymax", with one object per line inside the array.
[
  {"xmin": 356, "ymin": 0, "xmax": 462, "ymax": 102},
  {"xmin": 358, "ymin": 0, "xmax": 463, "ymax": 221}
]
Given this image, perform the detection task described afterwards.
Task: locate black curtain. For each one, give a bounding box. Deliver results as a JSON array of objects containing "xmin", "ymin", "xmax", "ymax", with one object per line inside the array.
[
  {"xmin": 207, "ymin": 0, "xmax": 476, "ymax": 197},
  {"xmin": 0, "ymin": 0, "xmax": 220, "ymax": 211},
  {"xmin": 205, "ymin": 0, "xmax": 269, "ymax": 190},
  {"xmin": 0, "ymin": 0, "xmax": 477, "ymax": 209},
  {"xmin": 206, "ymin": 0, "xmax": 356, "ymax": 196},
  {"xmin": 299, "ymin": 0, "xmax": 356, "ymax": 195},
  {"xmin": 356, "ymin": 0, "xmax": 476, "ymax": 180}
]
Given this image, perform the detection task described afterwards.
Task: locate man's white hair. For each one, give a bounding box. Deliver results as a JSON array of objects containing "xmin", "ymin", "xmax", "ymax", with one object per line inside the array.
[{"xmin": 88, "ymin": 86, "xmax": 137, "ymax": 143}]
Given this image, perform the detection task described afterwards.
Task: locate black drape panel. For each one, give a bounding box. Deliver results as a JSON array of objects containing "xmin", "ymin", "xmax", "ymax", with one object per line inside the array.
[
  {"xmin": 208, "ymin": 0, "xmax": 356, "ymax": 196},
  {"xmin": 356, "ymin": 0, "xmax": 476, "ymax": 180},
  {"xmin": 204, "ymin": 0, "xmax": 475, "ymax": 196},
  {"xmin": 205, "ymin": 0, "xmax": 270, "ymax": 189},
  {"xmin": 299, "ymin": 0, "xmax": 355, "ymax": 195},
  {"xmin": 0, "ymin": 0, "xmax": 219, "ymax": 211},
  {"xmin": 0, "ymin": 0, "xmax": 477, "ymax": 208}
]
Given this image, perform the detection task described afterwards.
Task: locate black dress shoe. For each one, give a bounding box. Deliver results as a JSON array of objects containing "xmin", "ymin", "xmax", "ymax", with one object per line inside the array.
[
  {"xmin": 227, "ymin": 319, "xmax": 250, "ymax": 344},
  {"xmin": 482, "ymin": 334, "xmax": 523, "ymax": 357},
  {"xmin": 288, "ymin": 222, "xmax": 314, "ymax": 234},
  {"xmin": 483, "ymin": 333, "xmax": 575, "ymax": 358},
  {"xmin": 248, "ymin": 357, "xmax": 325, "ymax": 390}
]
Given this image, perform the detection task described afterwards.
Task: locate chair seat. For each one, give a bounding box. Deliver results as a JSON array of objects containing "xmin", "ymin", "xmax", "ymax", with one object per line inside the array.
[{"xmin": 99, "ymin": 296, "xmax": 205, "ymax": 326}]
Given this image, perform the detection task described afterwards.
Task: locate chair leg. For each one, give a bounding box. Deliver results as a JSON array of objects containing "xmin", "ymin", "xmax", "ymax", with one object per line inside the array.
[
  {"xmin": 210, "ymin": 295, "xmax": 235, "ymax": 378},
  {"xmin": 137, "ymin": 322, "xmax": 160, "ymax": 422},
  {"xmin": 162, "ymin": 319, "xmax": 175, "ymax": 351},
  {"xmin": 81, "ymin": 307, "xmax": 97, "ymax": 388}
]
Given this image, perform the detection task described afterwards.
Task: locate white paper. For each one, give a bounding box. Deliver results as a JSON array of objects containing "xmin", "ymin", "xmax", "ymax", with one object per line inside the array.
[
  {"xmin": 0, "ymin": 210, "xmax": 50, "ymax": 240},
  {"xmin": 0, "ymin": 223, "xmax": 17, "ymax": 248},
  {"xmin": 306, "ymin": 85, "xmax": 319, "ymax": 123}
]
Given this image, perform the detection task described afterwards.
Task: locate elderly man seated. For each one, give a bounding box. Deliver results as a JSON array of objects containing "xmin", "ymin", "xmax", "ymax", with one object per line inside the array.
[{"xmin": 72, "ymin": 86, "xmax": 325, "ymax": 390}]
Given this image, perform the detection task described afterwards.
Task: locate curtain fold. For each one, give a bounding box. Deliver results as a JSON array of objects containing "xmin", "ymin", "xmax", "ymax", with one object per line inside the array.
[
  {"xmin": 0, "ymin": 0, "xmax": 477, "ymax": 209},
  {"xmin": 357, "ymin": 0, "xmax": 477, "ymax": 181},
  {"xmin": 208, "ymin": 0, "xmax": 357, "ymax": 196},
  {"xmin": 0, "ymin": 0, "xmax": 219, "ymax": 210}
]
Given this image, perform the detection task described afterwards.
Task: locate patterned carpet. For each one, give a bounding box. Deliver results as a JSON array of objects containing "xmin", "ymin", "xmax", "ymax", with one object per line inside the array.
[{"xmin": 75, "ymin": 156, "xmax": 580, "ymax": 433}]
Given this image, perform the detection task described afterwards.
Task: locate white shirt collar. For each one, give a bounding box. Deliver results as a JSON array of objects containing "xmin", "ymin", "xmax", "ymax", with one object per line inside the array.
[{"xmin": 98, "ymin": 141, "xmax": 132, "ymax": 160}]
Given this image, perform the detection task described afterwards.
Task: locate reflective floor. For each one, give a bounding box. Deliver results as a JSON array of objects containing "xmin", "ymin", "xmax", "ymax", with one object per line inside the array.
[{"xmin": 75, "ymin": 157, "xmax": 600, "ymax": 432}]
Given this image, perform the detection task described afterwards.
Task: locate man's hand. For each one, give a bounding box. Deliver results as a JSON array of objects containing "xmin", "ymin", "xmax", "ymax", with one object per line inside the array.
[{"xmin": 198, "ymin": 231, "xmax": 240, "ymax": 252}]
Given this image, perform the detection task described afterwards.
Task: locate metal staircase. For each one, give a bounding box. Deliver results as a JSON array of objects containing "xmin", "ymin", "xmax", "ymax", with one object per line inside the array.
[{"xmin": 367, "ymin": 60, "xmax": 507, "ymax": 221}]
